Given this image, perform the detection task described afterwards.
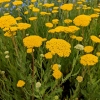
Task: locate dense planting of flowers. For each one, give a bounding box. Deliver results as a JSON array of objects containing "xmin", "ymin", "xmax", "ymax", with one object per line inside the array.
[{"xmin": 0, "ymin": 0, "xmax": 100, "ymax": 100}]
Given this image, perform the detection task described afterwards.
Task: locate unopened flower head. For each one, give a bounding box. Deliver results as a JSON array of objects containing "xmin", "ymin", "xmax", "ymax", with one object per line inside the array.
[
  {"xmin": 5, "ymin": 55, "xmax": 9, "ymax": 59},
  {"xmin": 4, "ymin": 51, "xmax": 9, "ymax": 54},
  {"xmin": 36, "ymin": 82, "xmax": 41, "ymax": 88},
  {"xmin": 74, "ymin": 44, "xmax": 84, "ymax": 50}
]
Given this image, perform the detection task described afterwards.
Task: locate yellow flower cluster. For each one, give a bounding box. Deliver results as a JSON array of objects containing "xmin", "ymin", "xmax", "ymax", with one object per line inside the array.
[
  {"xmin": 73, "ymin": 15, "xmax": 91, "ymax": 27},
  {"xmin": 90, "ymin": 35, "xmax": 100, "ymax": 43},
  {"xmin": 44, "ymin": 52, "xmax": 53, "ymax": 59},
  {"xmin": 0, "ymin": 0, "xmax": 10, "ymax": 3},
  {"xmin": 17, "ymin": 23, "xmax": 31, "ymax": 30},
  {"xmin": 60, "ymin": 3, "xmax": 73, "ymax": 11},
  {"xmin": 84, "ymin": 46, "xmax": 94, "ymax": 53},
  {"xmin": 48, "ymin": 26, "xmax": 79, "ymax": 34},
  {"xmin": 64, "ymin": 19, "xmax": 72, "ymax": 24},
  {"xmin": 45, "ymin": 22, "xmax": 53, "ymax": 28},
  {"xmin": 17, "ymin": 80, "xmax": 25, "ymax": 87},
  {"xmin": 43, "ymin": 3, "xmax": 54, "ymax": 8},
  {"xmin": 90, "ymin": 14, "xmax": 99, "ymax": 18},
  {"xmin": 52, "ymin": 64, "xmax": 62, "ymax": 79},
  {"xmin": 23, "ymin": 35, "xmax": 46, "ymax": 48},
  {"xmin": 13, "ymin": 0, "xmax": 23, "ymax": 6},
  {"xmin": 80, "ymin": 54, "xmax": 98, "ymax": 66},
  {"xmin": 0, "ymin": 15, "xmax": 17, "ymax": 29},
  {"xmin": 46, "ymin": 38, "xmax": 71, "ymax": 57}
]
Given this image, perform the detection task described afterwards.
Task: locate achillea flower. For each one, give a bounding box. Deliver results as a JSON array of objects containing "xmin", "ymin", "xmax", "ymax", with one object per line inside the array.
[
  {"xmin": 90, "ymin": 35, "xmax": 100, "ymax": 43},
  {"xmin": 64, "ymin": 19, "xmax": 72, "ymax": 24},
  {"xmin": 45, "ymin": 22, "xmax": 53, "ymax": 28},
  {"xmin": 4, "ymin": 31, "xmax": 16, "ymax": 37},
  {"xmin": 52, "ymin": 19, "xmax": 59, "ymax": 24},
  {"xmin": 52, "ymin": 64, "xmax": 59, "ymax": 71},
  {"xmin": 60, "ymin": 3, "xmax": 73, "ymax": 11},
  {"xmin": 90, "ymin": 14, "xmax": 99, "ymax": 18},
  {"xmin": 31, "ymin": 0, "xmax": 36, "ymax": 3},
  {"xmin": 17, "ymin": 23, "xmax": 31, "ymax": 30},
  {"xmin": 76, "ymin": 76, "xmax": 83, "ymax": 82},
  {"xmin": 80, "ymin": 54, "xmax": 98, "ymax": 66},
  {"xmin": 0, "ymin": 15, "xmax": 17, "ymax": 29},
  {"xmin": 64, "ymin": 26, "xmax": 80, "ymax": 33},
  {"xmin": 52, "ymin": 70, "xmax": 62, "ymax": 79},
  {"xmin": 32, "ymin": 7, "xmax": 40, "ymax": 12},
  {"xmin": 13, "ymin": 1, "xmax": 23, "ymax": 6},
  {"xmin": 40, "ymin": 12, "xmax": 47, "ymax": 15},
  {"xmin": 96, "ymin": 52, "xmax": 100, "ymax": 56},
  {"xmin": 44, "ymin": 52, "xmax": 53, "ymax": 59},
  {"xmin": 75, "ymin": 36, "xmax": 83, "ymax": 41},
  {"xmin": 52, "ymin": 10, "xmax": 58, "ymax": 13},
  {"xmin": 43, "ymin": 3, "xmax": 54, "ymax": 8},
  {"xmin": 84, "ymin": 46, "xmax": 93, "ymax": 53},
  {"xmin": 15, "ymin": 17, "xmax": 22, "ymax": 21},
  {"xmin": 27, "ymin": 48, "xmax": 33, "ymax": 53},
  {"xmin": 29, "ymin": 17, "xmax": 37, "ymax": 21},
  {"xmin": 17, "ymin": 80, "xmax": 25, "ymax": 87},
  {"xmin": 73, "ymin": 15, "xmax": 91, "ymax": 27},
  {"xmin": 23, "ymin": 35, "xmax": 46, "ymax": 48},
  {"xmin": 54, "ymin": 26, "xmax": 65, "ymax": 32},
  {"xmin": 46, "ymin": 38, "xmax": 71, "ymax": 57}
]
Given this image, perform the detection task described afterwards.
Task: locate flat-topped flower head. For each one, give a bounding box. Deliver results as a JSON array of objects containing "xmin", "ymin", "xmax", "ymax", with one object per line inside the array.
[
  {"xmin": 60, "ymin": 3, "xmax": 73, "ymax": 11},
  {"xmin": 23, "ymin": 35, "xmax": 46, "ymax": 48},
  {"xmin": 0, "ymin": 15, "xmax": 17, "ymax": 29},
  {"xmin": 80, "ymin": 54, "xmax": 98, "ymax": 66},
  {"xmin": 46, "ymin": 38, "xmax": 71, "ymax": 57},
  {"xmin": 73, "ymin": 15, "xmax": 91, "ymax": 27},
  {"xmin": 84, "ymin": 46, "xmax": 94, "ymax": 53},
  {"xmin": 90, "ymin": 35, "xmax": 100, "ymax": 43}
]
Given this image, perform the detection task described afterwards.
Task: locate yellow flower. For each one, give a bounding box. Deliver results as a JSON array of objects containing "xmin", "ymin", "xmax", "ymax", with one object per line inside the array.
[
  {"xmin": 13, "ymin": 1, "xmax": 23, "ymax": 6},
  {"xmin": 52, "ymin": 10, "xmax": 58, "ymax": 13},
  {"xmin": 84, "ymin": 46, "xmax": 94, "ymax": 53},
  {"xmin": 52, "ymin": 70, "xmax": 62, "ymax": 79},
  {"xmin": 29, "ymin": 17, "xmax": 37, "ymax": 21},
  {"xmin": 17, "ymin": 23, "xmax": 31, "ymax": 30},
  {"xmin": 31, "ymin": 0, "xmax": 36, "ymax": 3},
  {"xmin": 0, "ymin": 15, "xmax": 17, "ymax": 29},
  {"xmin": 23, "ymin": 35, "xmax": 46, "ymax": 48},
  {"xmin": 27, "ymin": 48, "xmax": 34, "ymax": 53},
  {"xmin": 24, "ymin": 11, "xmax": 28, "ymax": 14},
  {"xmin": 15, "ymin": 17, "xmax": 22, "ymax": 21},
  {"xmin": 48, "ymin": 29, "xmax": 55, "ymax": 34},
  {"xmin": 60, "ymin": 3, "xmax": 73, "ymax": 11},
  {"xmin": 44, "ymin": 52, "xmax": 53, "ymax": 59},
  {"xmin": 43, "ymin": 3, "xmax": 54, "ymax": 8},
  {"xmin": 17, "ymin": 80, "xmax": 25, "ymax": 87},
  {"xmin": 64, "ymin": 19, "xmax": 72, "ymax": 24},
  {"xmin": 4, "ymin": 31, "xmax": 16, "ymax": 37},
  {"xmin": 52, "ymin": 64, "xmax": 59, "ymax": 71},
  {"xmin": 76, "ymin": 76, "xmax": 83, "ymax": 82},
  {"xmin": 75, "ymin": 36, "xmax": 83, "ymax": 41},
  {"xmin": 46, "ymin": 38, "xmax": 71, "ymax": 57},
  {"xmin": 32, "ymin": 7, "xmax": 40, "ymax": 12},
  {"xmin": 40, "ymin": 12, "xmax": 47, "ymax": 15},
  {"xmin": 4, "ymin": 3, "xmax": 9, "ymax": 7},
  {"xmin": 96, "ymin": 52, "xmax": 100, "ymax": 56},
  {"xmin": 52, "ymin": 19, "xmax": 59, "ymax": 24},
  {"xmin": 80, "ymin": 54, "xmax": 98, "ymax": 66},
  {"xmin": 90, "ymin": 35, "xmax": 100, "ymax": 43},
  {"xmin": 45, "ymin": 22, "xmax": 53, "ymax": 28},
  {"xmin": 73, "ymin": 15, "xmax": 91, "ymax": 27},
  {"xmin": 90, "ymin": 14, "xmax": 99, "ymax": 18}
]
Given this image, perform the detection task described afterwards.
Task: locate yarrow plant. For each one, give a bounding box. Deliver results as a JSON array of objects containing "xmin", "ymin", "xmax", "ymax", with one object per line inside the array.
[{"xmin": 0, "ymin": 0, "xmax": 100, "ymax": 100}]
